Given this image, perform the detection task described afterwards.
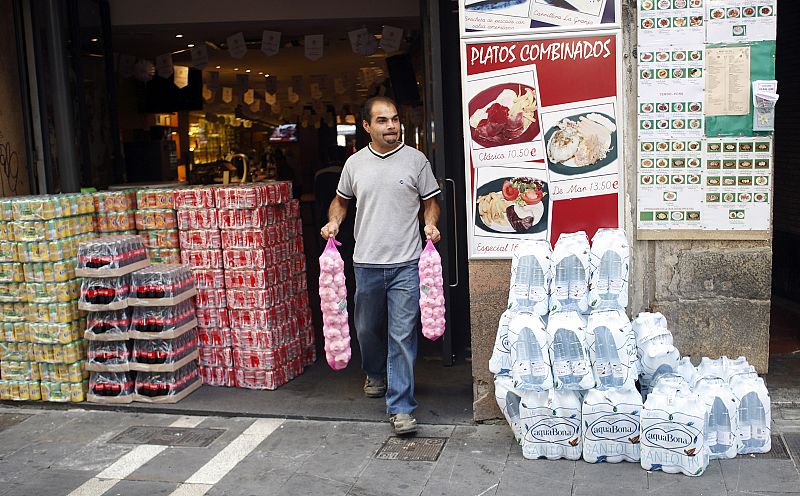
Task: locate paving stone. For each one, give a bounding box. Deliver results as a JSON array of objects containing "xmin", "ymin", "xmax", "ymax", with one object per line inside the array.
[
  {"xmin": 572, "ymin": 460, "xmax": 647, "ymax": 494},
  {"xmin": 421, "ymin": 449, "xmax": 504, "ymax": 496},
  {"xmin": 495, "ymin": 464, "xmax": 573, "ymax": 496},
  {"xmin": 106, "ymin": 480, "xmax": 180, "ymax": 496},
  {"xmin": 447, "ymin": 425, "xmax": 514, "ymax": 463},
  {"xmin": 646, "ymin": 460, "xmax": 726, "ymax": 494},
  {"xmin": 2, "ymin": 468, "xmax": 90, "ymax": 496},
  {"xmin": 719, "ymin": 458, "xmax": 800, "ymax": 493},
  {"xmin": 272, "ymin": 472, "xmax": 352, "ymax": 496},
  {"xmin": 0, "ymin": 413, "xmax": 30, "ymax": 434},
  {"xmin": 349, "ymin": 458, "xmax": 436, "ymax": 496}
]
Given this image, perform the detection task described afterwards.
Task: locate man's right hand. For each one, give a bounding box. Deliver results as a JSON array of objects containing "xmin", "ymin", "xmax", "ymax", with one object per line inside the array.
[{"xmin": 321, "ymin": 222, "xmax": 339, "ymax": 240}]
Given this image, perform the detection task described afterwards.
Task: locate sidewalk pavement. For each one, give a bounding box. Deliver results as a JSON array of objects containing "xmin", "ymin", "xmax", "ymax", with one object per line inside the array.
[{"xmin": 0, "ymin": 405, "xmax": 798, "ymax": 496}]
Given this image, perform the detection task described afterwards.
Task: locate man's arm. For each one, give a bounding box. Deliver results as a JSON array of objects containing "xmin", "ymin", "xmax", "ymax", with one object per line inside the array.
[
  {"xmin": 422, "ymin": 197, "xmax": 441, "ymax": 243},
  {"xmin": 320, "ymin": 195, "xmax": 349, "ymax": 239}
]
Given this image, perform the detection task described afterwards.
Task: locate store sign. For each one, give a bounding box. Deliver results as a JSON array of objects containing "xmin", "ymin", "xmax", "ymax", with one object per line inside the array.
[
  {"xmin": 227, "ymin": 32, "xmax": 247, "ymax": 59},
  {"xmin": 460, "ymin": 0, "xmax": 620, "ymax": 37},
  {"xmin": 305, "ymin": 34, "xmax": 324, "ymax": 61},
  {"xmin": 155, "ymin": 53, "xmax": 174, "ymax": 78},
  {"xmin": 174, "ymin": 65, "xmax": 189, "ymax": 88},
  {"xmin": 191, "ymin": 44, "xmax": 209, "ymax": 69},
  {"xmin": 462, "ymin": 32, "xmax": 624, "ymax": 258},
  {"xmin": 261, "ymin": 30, "xmax": 281, "ymax": 57}
]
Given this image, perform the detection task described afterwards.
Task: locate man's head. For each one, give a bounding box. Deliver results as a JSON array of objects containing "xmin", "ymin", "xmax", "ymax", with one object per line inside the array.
[{"xmin": 362, "ymin": 96, "xmax": 400, "ymax": 151}]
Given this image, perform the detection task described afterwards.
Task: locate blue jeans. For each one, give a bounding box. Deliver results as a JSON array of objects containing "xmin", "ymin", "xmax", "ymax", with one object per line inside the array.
[{"xmin": 354, "ymin": 263, "xmax": 420, "ymax": 415}]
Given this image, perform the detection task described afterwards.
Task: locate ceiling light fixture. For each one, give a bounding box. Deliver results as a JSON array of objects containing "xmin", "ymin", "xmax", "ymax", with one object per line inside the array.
[
  {"xmin": 175, "ymin": 34, "xmax": 184, "ymax": 38},
  {"xmin": 258, "ymin": 71, "xmax": 263, "ymax": 75},
  {"xmin": 245, "ymin": 69, "xmax": 251, "ymax": 73},
  {"xmin": 215, "ymin": 65, "xmax": 221, "ymax": 69},
  {"xmin": 187, "ymin": 43, "xmax": 194, "ymax": 48},
  {"xmin": 234, "ymin": 68, "xmax": 239, "ymax": 71},
  {"xmin": 90, "ymin": 38, "xmax": 98, "ymax": 42}
]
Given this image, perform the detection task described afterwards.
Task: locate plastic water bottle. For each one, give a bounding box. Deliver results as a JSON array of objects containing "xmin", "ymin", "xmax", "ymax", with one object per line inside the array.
[
  {"xmin": 554, "ymin": 260, "xmax": 571, "ymax": 309},
  {"xmin": 516, "ymin": 327, "xmax": 547, "ymax": 388},
  {"xmin": 506, "ymin": 390, "xmax": 521, "ymax": 425},
  {"xmin": 597, "ymin": 251, "xmax": 623, "ymax": 305},
  {"xmin": 513, "ymin": 255, "xmax": 546, "ymax": 311},
  {"xmin": 740, "ymin": 391, "xmax": 768, "ymax": 450},
  {"xmin": 567, "ymin": 255, "xmax": 587, "ymax": 305},
  {"xmin": 710, "ymin": 397, "xmax": 732, "ymax": 454},
  {"xmin": 569, "ymin": 334, "xmax": 589, "ymax": 383},
  {"xmin": 594, "ymin": 326, "xmax": 622, "ymax": 388},
  {"xmin": 552, "ymin": 328, "xmax": 576, "ymax": 386},
  {"xmin": 528, "ymin": 259, "xmax": 547, "ymax": 307}
]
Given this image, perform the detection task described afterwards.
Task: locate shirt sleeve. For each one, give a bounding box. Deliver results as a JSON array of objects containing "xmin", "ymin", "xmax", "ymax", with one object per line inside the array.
[
  {"xmin": 417, "ymin": 160, "xmax": 441, "ymax": 200},
  {"xmin": 336, "ymin": 163, "xmax": 354, "ymax": 200}
]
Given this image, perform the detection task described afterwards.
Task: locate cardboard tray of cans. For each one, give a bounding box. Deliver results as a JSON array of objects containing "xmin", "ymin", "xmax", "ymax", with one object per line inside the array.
[
  {"xmin": 84, "ymin": 308, "xmax": 130, "ymax": 341},
  {"xmin": 128, "ymin": 264, "xmax": 197, "ymax": 306},
  {"xmin": 78, "ymin": 275, "xmax": 130, "ymax": 311},
  {"xmin": 76, "ymin": 235, "xmax": 150, "ymax": 277}
]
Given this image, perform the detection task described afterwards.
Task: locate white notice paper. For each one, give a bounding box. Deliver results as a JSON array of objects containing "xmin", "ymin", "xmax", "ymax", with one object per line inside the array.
[
  {"xmin": 305, "ymin": 35, "xmax": 324, "ymax": 61},
  {"xmin": 706, "ymin": 0, "xmax": 776, "ymax": 43},
  {"xmin": 222, "ymin": 87, "xmax": 233, "ymax": 103},
  {"xmin": 173, "ymin": 66, "xmax": 189, "ymax": 88},
  {"xmin": 227, "ymin": 32, "xmax": 247, "ymax": 59},
  {"xmin": 261, "ymin": 30, "xmax": 281, "ymax": 57},
  {"xmin": 705, "ymin": 46, "xmax": 750, "ymax": 116},
  {"xmin": 155, "ymin": 53, "xmax": 174, "ymax": 79},
  {"xmin": 190, "ymin": 44, "xmax": 209, "ymax": 69},
  {"xmin": 381, "ymin": 26, "xmax": 403, "ymax": 53},
  {"xmin": 349, "ymin": 28, "xmax": 370, "ymax": 55}
]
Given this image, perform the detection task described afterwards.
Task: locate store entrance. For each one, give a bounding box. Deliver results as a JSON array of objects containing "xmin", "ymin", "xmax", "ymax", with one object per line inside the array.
[{"xmin": 101, "ymin": 1, "xmax": 472, "ymax": 420}]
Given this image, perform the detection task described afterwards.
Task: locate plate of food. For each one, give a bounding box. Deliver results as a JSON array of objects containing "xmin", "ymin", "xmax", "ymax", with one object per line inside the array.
[
  {"xmin": 476, "ymin": 177, "xmax": 549, "ymax": 235},
  {"xmin": 468, "ymin": 83, "xmax": 539, "ymax": 149},
  {"xmin": 545, "ymin": 112, "xmax": 617, "ymax": 176}
]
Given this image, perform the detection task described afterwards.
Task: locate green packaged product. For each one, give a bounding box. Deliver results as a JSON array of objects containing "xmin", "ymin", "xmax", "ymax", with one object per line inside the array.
[
  {"xmin": 17, "ymin": 234, "xmax": 93, "ymax": 262},
  {"xmin": 0, "ymin": 199, "xmax": 13, "ymax": 221},
  {"xmin": 38, "ymin": 361, "xmax": 88, "ymax": 383},
  {"xmin": 27, "ymin": 320, "xmax": 84, "ymax": 344},
  {"xmin": 0, "ymin": 262, "xmax": 23, "ymax": 283},
  {"xmin": 1, "ymin": 322, "xmax": 29, "ymax": 341},
  {"xmin": 0, "ymin": 360, "xmax": 40, "ymax": 381},
  {"xmin": 32, "ymin": 340, "xmax": 86, "ymax": 364},
  {"xmin": 0, "ymin": 303, "xmax": 26, "ymax": 322},
  {"xmin": 0, "ymin": 222, "xmax": 13, "ymax": 242},
  {"xmin": 12, "ymin": 194, "xmax": 94, "ymax": 221},
  {"xmin": 0, "ymin": 341, "xmax": 33, "ymax": 361},
  {"xmin": 0, "ymin": 379, "xmax": 42, "ymax": 401},
  {"xmin": 25, "ymin": 302, "xmax": 82, "ymax": 324},
  {"xmin": 0, "ymin": 283, "xmax": 24, "ymax": 302},
  {"xmin": 12, "ymin": 215, "xmax": 93, "ymax": 241},
  {"xmin": 41, "ymin": 379, "xmax": 88, "ymax": 402},
  {"xmin": 0, "ymin": 241, "xmax": 17, "ymax": 261}
]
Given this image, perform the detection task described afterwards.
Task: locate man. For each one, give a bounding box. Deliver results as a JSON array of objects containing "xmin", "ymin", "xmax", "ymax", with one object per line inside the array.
[{"xmin": 321, "ymin": 96, "xmax": 441, "ymax": 435}]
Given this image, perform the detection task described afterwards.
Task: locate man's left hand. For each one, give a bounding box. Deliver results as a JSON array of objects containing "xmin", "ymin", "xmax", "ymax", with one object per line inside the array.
[{"xmin": 424, "ymin": 225, "xmax": 441, "ymax": 243}]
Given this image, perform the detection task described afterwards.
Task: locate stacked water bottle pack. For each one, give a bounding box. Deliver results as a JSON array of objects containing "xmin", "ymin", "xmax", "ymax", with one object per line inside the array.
[
  {"xmin": 136, "ymin": 189, "xmax": 180, "ymax": 264},
  {"xmin": 0, "ymin": 195, "xmax": 94, "ymax": 402},
  {"xmin": 490, "ymin": 229, "xmax": 772, "ymax": 476}
]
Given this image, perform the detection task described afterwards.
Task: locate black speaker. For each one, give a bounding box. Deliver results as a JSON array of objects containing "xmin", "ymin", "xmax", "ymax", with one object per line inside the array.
[{"xmin": 386, "ymin": 54, "xmax": 421, "ymax": 106}]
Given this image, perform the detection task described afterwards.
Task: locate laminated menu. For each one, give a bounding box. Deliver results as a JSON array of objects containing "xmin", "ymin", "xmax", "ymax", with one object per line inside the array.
[
  {"xmin": 76, "ymin": 235, "xmax": 149, "ymax": 276},
  {"xmin": 129, "ymin": 300, "xmax": 197, "ymax": 339},
  {"xmin": 129, "ymin": 264, "xmax": 196, "ymax": 305},
  {"xmin": 638, "ymin": 0, "xmax": 706, "ymax": 46}
]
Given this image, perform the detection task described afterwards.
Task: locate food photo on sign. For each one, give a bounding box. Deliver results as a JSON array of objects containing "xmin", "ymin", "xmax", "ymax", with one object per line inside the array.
[
  {"xmin": 475, "ymin": 168, "xmax": 551, "ymax": 238},
  {"xmin": 461, "ymin": 0, "xmax": 617, "ymax": 35}
]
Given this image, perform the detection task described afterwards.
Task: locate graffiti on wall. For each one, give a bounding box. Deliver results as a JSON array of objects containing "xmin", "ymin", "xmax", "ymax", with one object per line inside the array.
[{"xmin": 0, "ymin": 130, "xmax": 22, "ymax": 195}]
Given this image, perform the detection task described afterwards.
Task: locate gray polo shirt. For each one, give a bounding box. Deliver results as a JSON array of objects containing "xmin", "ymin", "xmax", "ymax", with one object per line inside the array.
[{"xmin": 337, "ymin": 143, "xmax": 440, "ymax": 267}]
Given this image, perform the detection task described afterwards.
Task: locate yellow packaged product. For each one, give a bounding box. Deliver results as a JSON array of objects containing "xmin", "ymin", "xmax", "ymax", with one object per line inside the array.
[
  {"xmin": 23, "ymin": 258, "xmax": 77, "ymax": 283},
  {"xmin": 0, "ymin": 262, "xmax": 23, "ymax": 283},
  {"xmin": 0, "ymin": 241, "xmax": 17, "ymax": 261},
  {"xmin": 41, "ymin": 380, "xmax": 86, "ymax": 402},
  {"xmin": 0, "ymin": 283, "xmax": 24, "ymax": 302},
  {"xmin": 1, "ymin": 322, "xmax": 28, "ymax": 341},
  {"xmin": 0, "ymin": 360, "xmax": 40, "ymax": 380},
  {"xmin": 0, "ymin": 222, "xmax": 14, "ymax": 242},
  {"xmin": 39, "ymin": 361, "xmax": 87, "ymax": 383},
  {"xmin": 0, "ymin": 341, "xmax": 33, "ymax": 361},
  {"xmin": 26, "ymin": 302, "xmax": 81, "ymax": 324},
  {"xmin": 26, "ymin": 281, "xmax": 80, "ymax": 303},
  {"xmin": 11, "ymin": 215, "xmax": 93, "ymax": 242},
  {"xmin": 33, "ymin": 340, "xmax": 85, "ymax": 364},
  {"xmin": 0, "ymin": 303, "xmax": 26, "ymax": 322},
  {"xmin": 0, "ymin": 199, "xmax": 13, "ymax": 221},
  {"xmin": 27, "ymin": 320, "xmax": 82, "ymax": 344},
  {"xmin": 17, "ymin": 234, "xmax": 92, "ymax": 263}
]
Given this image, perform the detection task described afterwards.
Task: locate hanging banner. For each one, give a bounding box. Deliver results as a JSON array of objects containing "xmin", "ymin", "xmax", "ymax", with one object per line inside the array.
[
  {"xmin": 206, "ymin": 71, "xmax": 220, "ymax": 90},
  {"xmin": 227, "ymin": 32, "xmax": 248, "ymax": 59},
  {"xmin": 202, "ymin": 85, "xmax": 213, "ymax": 101},
  {"xmin": 261, "ymin": 30, "xmax": 281, "ymax": 56},
  {"xmin": 222, "ymin": 87, "xmax": 233, "ymax": 103},
  {"xmin": 381, "ymin": 26, "xmax": 404, "ymax": 53},
  {"xmin": 243, "ymin": 89, "xmax": 255, "ymax": 105},
  {"xmin": 249, "ymin": 100, "xmax": 261, "ymax": 112},
  {"xmin": 460, "ymin": 0, "xmax": 620, "ymax": 37},
  {"xmin": 305, "ymin": 34, "xmax": 324, "ymax": 61},
  {"xmin": 119, "ymin": 54, "xmax": 136, "ymax": 78},
  {"xmin": 462, "ymin": 31, "xmax": 624, "ymax": 258},
  {"xmin": 155, "ymin": 53, "xmax": 174, "ymax": 78},
  {"xmin": 349, "ymin": 28, "xmax": 371, "ymax": 54},
  {"xmin": 190, "ymin": 44, "xmax": 209, "ymax": 69},
  {"xmin": 174, "ymin": 66, "xmax": 189, "ymax": 88}
]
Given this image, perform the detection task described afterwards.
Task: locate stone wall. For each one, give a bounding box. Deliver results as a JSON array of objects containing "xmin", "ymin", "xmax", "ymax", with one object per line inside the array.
[{"xmin": 469, "ymin": 1, "xmax": 773, "ymax": 421}]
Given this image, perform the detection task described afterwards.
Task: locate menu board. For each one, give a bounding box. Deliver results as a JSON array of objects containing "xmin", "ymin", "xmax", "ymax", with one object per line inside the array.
[
  {"xmin": 460, "ymin": 0, "xmax": 619, "ymax": 37},
  {"xmin": 638, "ymin": 0, "xmax": 706, "ymax": 45},
  {"xmin": 637, "ymin": 136, "xmax": 771, "ymax": 231},
  {"xmin": 462, "ymin": 32, "xmax": 624, "ymax": 258},
  {"xmin": 706, "ymin": 0, "xmax": 776, "ymax": 43}
]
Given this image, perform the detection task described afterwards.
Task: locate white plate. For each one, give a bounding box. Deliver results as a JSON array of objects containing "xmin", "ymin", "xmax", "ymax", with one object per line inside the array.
[{"xmin": 482, "ymin": 201, "xmax": 545, "ymax": 233}]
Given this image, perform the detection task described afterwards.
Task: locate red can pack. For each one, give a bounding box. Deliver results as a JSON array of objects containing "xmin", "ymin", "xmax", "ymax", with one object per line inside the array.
[
  {"xmin": 220, "ymin": 227, "xmax": 284, "ymax": 249},
  {"xmin": 287, "ymin": 357, "xmax": 303, "ymax": 380},
  {"xmin": 179, "ymin": 230, "xmax": 221, "ymax": 250},
  {"xmin": 230, "ymin": 327, "xmax": 288, "ymax": 350},
  {"xmin": 217, "ymin": 207, "xmax": 280, "ymax": 229},
  {"xmin": 232, "ymin": 346, "xmax": 287, "ymax": 371},
  {"xmin": 228, "ymin": 306, "xmax": 285, "ymax": 331},
  {"xmin": 296, "ymin": 308, "xmax": 313, "ymax": 329},
  {"xmin": 197, "ymin": 345, "xmax": 233, "ymax": 367},
  {"xmin": 177, "ymin": 209, "xmax": 219, "ymax": 230},
  {"xmin": 224, "ymin": 269, "xmax": 271, "ymax": 289},
  {"xmin": 234, "ymin": 367, "xmax": 287, "ymax": 390},
  {"xmin": 223, "ymin": 249, "xmax": 271, "ymax": 270},
  {"xmin": 196, "ymin": 288, "xmax": 227, "ymax": 309},
  {"xmin": 181, "ymin": 249, "xmax": 223, "ymax": 269},
  {"xmin": 287, "ymin": 338, "xmax": 302, "ymax": 361},
  {"xmin": 196, "ymin": 308, "xmax": 229, "ymax": 328},
  {"xmin": 199, "ymin": 365, "xmax": 235, "ymax": 386},
  {"xmin": 293, "ymin": 274, "xmax": 308, "ymax": 293},
  {"xmin": 300, "ymin": 325, "xmax": 315, "ymax": 348},
  {"xmin": 192, "ymin": 268, "xmax": 225, "ymax": 289},
  {"xmin": 174, "ymin": 187, "xmax": 216, "ymax": 209},
  {"xmin": 226, "ymin": 287, "xmax": 281, "ymax": 309},
  {"xmin": 214, "ymin": 185, "xmax": 268, "ymax": 209},
  {"xmin": 292, "ymin": 254, "xmax": 306, "ymax": 275},
  {"xmin": 197, "ymin": 327, "xmax": 232, "ymax": 347},
  {"xmin": 288, "ymin": 199, "xmax": 300, "ymax": 219},
  {"xmin": 302, "ymin": 346, "xmax": 316, "ymax": 367}
]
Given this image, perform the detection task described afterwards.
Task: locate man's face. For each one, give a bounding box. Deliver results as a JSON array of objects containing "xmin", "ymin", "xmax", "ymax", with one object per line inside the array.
[{"xmin": 364, "ymin": 102, "xmax": 400, "ymax": 149}]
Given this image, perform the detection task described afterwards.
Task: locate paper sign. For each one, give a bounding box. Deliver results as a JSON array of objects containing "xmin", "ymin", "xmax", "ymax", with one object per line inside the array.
[
  {"xmin": 222, "ymin": 87, "xmax": 233, "ymax": 103},
  {"xmin": 243, "ymin": 89, "xmax": 255, "ymax": 105},
  {"xmin": 705, "ymin": 46, "xmax": 750, "ymax": 116},
  {"xmin": 261, "ymin": 30, "xmax": 281, "ymax": 57},
  {"xmin": 174, "ymin": 66, "xmax": 189, "ymax": 88},
  {"xmin": 119, "ymin": 54, "xmax": 136, "ymax": 79},
  {"xmin": 349, "ymin": 28, "xmax": 370, "ymax": 54},
  {"xmin": 190, "ymin": 44, "xmax": 209, "ymax": 69},
  {"xmin": 249, "ymin": 100, "xmax": 261, "ymax": 112},
  {"xmin": 305, "ymin": 34, "xmax": 324, "ymax": 61},
  {"xmin": 381, "ymin": 26, "xmax": 403, "ymax": 53},
  {"xmin": 202, "ymin": 85, "xmax": 213, "ymax": 101},
  {"xmin": 706, "ymin": 0, "xmax": 776, "ymax": 43},
  {"xmin": 206, "ymin": 71, "xmax": 219, "ymax": 90},
  {"xmin": 637, "ymin": 0, "xmax": 705, "ymax": 47},
  {"xmin": 227, "ymin": 32, "xmax": 247, "ymax": 59},
  {"xmin": 155, "ymin": 53, "xmax": 174, "ymax": 78}
]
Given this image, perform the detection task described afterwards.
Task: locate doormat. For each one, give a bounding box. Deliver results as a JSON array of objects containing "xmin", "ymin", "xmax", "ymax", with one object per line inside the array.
[
  {"xmin": 375, "ymin": 436, "xmax": 447, "ymax": 461},
  {"xmin": 109, "ymin": 426, "xmax": 225, "ymax": 448}
]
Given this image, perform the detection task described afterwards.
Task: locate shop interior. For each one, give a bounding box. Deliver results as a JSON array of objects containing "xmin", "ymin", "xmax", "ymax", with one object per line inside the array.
[{"xmin": 86, "ymin": 9, "xmax": 473, "ymax": 420}]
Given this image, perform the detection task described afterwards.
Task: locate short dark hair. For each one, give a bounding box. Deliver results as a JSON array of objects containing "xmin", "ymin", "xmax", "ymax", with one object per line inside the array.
[{"xmin": 362, "ymin": 96, "xmax": 397, "ymax": 123}]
